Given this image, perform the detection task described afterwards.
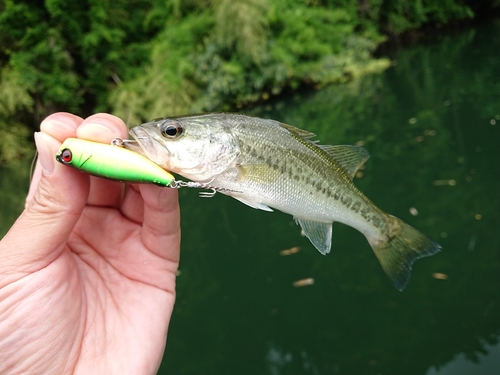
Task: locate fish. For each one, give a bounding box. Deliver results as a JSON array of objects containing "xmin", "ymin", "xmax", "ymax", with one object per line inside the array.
[
  {"xmin": 126, "ymin": 113, "xmax": 441, "ymax": 290},
  {"xmin": 56, "ymin": 138, "xmax": 175, "ymax": 186}
]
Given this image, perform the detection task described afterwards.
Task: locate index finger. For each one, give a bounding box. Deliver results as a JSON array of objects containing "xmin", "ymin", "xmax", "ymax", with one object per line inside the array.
[{"xmin": 76, "ymin": 114, "xmax": 130, "ymax": 207}]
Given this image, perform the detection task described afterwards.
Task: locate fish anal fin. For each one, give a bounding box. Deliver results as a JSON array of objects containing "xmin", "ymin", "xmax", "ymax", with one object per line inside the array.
[
  {"xmin": 321, "ymin": 145, "xmax": 370, "ymax": 179},
  {"xmin": 294, "ymin": 217, "xmax": 333, "ymax": 255}
]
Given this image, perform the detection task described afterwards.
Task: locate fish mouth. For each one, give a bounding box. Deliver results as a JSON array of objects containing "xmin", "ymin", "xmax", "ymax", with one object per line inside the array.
[
  {"xmin": 127, "ymin": 126, "xmax": 172, "ymax": 167},
  {"xmin": 126, "ymin": 127, "xmax": 155, "ymax": 157}
]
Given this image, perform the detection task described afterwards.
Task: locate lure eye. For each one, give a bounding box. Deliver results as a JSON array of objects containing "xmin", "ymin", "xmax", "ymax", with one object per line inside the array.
[
  {"xmin": 160, "ymin": 120, "xmax": 183, "ymax": 139},
  {"xmin": 60, "ymin": 149, "xmax": 72, "ymax": 164}
]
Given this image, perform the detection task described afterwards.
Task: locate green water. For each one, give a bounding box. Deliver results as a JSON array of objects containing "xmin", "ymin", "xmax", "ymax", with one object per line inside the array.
[{"xmin": 2, "ymin": 18, "xmax": 500, "ymax": 375}]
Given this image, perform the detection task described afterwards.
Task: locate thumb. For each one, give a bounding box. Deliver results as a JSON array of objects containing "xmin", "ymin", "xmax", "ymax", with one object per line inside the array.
[{"xmin": 0, "ymin": 132, "xmax": 90, "ymax": 276}]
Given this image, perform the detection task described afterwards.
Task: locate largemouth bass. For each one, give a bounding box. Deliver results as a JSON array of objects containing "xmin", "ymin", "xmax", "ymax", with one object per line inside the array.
[{"xmin": 126, "ymin": 113, "xmax": 441, "ymax": 290}]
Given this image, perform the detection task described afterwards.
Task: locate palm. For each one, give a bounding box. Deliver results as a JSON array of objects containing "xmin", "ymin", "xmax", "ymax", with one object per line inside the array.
[
  {"xmin": 4, "ymin": 183, "xmax": 179, "ymax": 374},
  {"xmin": 70, "ymin": 185, "xmax": 179, "ymax": 373}
]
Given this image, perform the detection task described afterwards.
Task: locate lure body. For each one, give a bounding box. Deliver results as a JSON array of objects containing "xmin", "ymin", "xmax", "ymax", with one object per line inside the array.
[{"xmin": 56, "ymin": 138, "xmax": 175, "ymax": 187}]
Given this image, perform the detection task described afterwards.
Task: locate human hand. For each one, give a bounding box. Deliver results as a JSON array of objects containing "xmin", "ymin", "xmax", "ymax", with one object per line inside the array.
[{"xmin": 0, "ymin": 113, "xmax": 180, "ymax": 374}]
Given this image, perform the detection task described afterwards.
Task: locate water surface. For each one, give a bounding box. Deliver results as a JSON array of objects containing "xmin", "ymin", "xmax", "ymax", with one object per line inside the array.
[
  {"xmin": 1, "ymin": 17, "xmax": 499, "ymax": 375},
  {"xmin": 161, "ymin": 18, "xmax": 500, "ymax": 375}
]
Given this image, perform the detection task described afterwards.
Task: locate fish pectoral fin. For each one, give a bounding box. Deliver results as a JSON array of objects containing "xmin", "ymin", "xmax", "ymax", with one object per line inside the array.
[
  {"xmin": 233, "ymin": 196, "xmax": 274, "ymax": 212},
  {"xmin": 320, "ymin": 145, "xmax": 369, "ymax": 179},
  {"xmin": 236, "ymin": 164, "xmax": 277, "ymax": 184},
  {"xmin": 294, "ymin": 217, "xmax": 333, "ymax": 255}
]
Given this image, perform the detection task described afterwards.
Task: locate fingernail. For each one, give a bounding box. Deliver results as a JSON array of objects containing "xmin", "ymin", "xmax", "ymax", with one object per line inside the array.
[
  {"xmin": 78, "ymin": 123, "xmax": 117, "ymax": 143},
  {"xmin": 34, "ymin": 132, "xmax": 56, "ymax": 174},
  {"xmin": 40, "ymin": 116, "xmax": 79, "ymax": 136}
]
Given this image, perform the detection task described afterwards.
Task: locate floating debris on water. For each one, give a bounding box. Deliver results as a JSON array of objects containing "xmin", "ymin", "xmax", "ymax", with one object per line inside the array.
[
  {"xmin": 468, "ymin": 235, "xmax": 477, "ymax": 251},
  {"xmin": 280, "ymin": 246, "xmax": 301, "ymax": 256},
  {"xmin": 293, "ymin": 278, "xmax": 315, "ymax": 287},
  {"xmin": 433, "ymin": 179, "xmax": 456, "ymax": 186},
  {"xmin": 409, "ymin": 207, "xmax": 419, "ymax": 216},
  {"xmin": 433, "ymin": 273, "xmax": 448, "ymax": 280}
]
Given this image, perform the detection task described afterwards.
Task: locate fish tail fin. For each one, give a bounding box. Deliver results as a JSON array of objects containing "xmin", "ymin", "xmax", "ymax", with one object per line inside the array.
[{"xmin": 369, "ymin": 215, "xmax": 441, "ymax": 291}]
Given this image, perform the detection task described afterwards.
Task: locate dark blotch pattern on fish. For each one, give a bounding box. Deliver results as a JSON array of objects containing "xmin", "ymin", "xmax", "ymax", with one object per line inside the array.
[{"xmin": 240, "ymin": 133, "xmax": 386, "ymax": 230}]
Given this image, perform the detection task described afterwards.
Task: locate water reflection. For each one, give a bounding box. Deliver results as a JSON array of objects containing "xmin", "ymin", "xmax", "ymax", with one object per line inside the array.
[
  {"xmin": 427, "ymin": 341, "xmax": 500, "ymax": 375},
  {"xmin": 0, "ymin": 158, "xmax": 31, "ymax": 237},
  {"xmin": 267, "ymin": 343, "xmax": 322, "ymax": 375}
]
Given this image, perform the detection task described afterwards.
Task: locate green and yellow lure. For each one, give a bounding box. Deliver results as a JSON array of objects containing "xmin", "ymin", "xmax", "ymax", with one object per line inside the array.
[{"xmin": 56, "ymin": 138, "xmax": 175, "ymax": 187}]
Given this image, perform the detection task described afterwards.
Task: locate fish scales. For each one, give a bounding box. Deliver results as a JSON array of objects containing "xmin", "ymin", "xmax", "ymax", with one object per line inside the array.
[
  {"xmin": 127, "ymin": 113, "xmax": 441, "ymax": 290},
  {"xmin": 221, "ymin": 115, "xmax": 386, "ymax": 234}
]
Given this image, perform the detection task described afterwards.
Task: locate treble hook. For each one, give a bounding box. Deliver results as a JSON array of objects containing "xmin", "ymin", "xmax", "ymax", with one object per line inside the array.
[
  {"xmin": 199, "ymin": 189, "xmax": 217, "ymax": 198},
  {"xmin": 169, "ymin": 179, "xmax": 239, "ymax": 197}
]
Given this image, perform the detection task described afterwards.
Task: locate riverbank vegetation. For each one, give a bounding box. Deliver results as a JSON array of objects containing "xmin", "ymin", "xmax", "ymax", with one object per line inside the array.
[{"xmin": 0, "ymin": 0, "xmax": 499, "ymax": 161}]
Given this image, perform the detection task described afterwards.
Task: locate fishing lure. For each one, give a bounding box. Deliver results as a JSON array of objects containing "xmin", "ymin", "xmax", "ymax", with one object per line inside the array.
[{"xmin": 56, "ymin": 138, "xmax": 175, "ymax": 186}]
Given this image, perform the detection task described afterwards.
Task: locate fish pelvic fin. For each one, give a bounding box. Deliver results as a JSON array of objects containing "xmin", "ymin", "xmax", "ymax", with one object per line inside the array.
[
  {"xmin": 233, "ymin": 196, "xmax": 274, "ymax": 212},
  {"xmin": 369, "ymin": 215, "xmax": 441, "ymax": 291},
  {"xmin": 294, "ymin": 217, "xmax": 333, "ymax": 255}
]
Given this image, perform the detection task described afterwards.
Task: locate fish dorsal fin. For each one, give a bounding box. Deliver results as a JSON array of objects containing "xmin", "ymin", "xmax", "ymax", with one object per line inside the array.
[
  {"xmin": 280, "ymin": 123, "xmax": 316, "ymax": 139},
  {"xmin": 280, "ymin": 122, "xmax": 369, "ymax": 179},
  {"xmin": 294, "ymin": 217, "xmax": 333, "ymax": 255},
  {"xmin": 320, "ymin": 145, "xmax": 369, "ymax": 179}
]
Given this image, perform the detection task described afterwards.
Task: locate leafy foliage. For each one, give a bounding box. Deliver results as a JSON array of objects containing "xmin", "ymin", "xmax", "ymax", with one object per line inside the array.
[
  {"xmin": 112, "ymin": 0, "xmax": 392, "ymax": 122},
  {"xmin": 0, "ymin": 0, "xmax": 498, "ymax": 160},
  {"xmin": 0, "ymin": 0, "xmax": 156, "ymax": 160}
]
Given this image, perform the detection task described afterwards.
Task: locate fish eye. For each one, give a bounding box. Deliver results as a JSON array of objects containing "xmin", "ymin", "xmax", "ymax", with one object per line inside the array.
[
  {"xmin": 61, "ymin": 149, "xmax": 72, "ymax": 163},
  {"xmin": 160, "ymin": 120, "xmax": 183, "ymax": 139}
]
